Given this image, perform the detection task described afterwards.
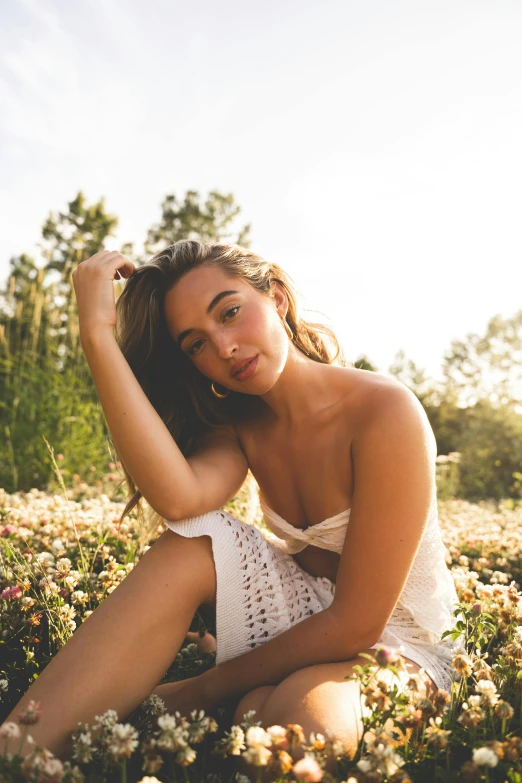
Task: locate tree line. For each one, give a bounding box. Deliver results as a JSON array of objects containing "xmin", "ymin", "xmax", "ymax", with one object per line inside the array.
[{"xmin": 1, "ymin": 190, "xmax": 521, "ymax": 503}]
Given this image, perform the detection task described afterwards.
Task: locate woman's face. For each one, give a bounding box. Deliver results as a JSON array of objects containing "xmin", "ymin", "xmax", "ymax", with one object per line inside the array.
[{"xmin": 164, "ymin": 264, "xmax": 290, "ymax": 394}]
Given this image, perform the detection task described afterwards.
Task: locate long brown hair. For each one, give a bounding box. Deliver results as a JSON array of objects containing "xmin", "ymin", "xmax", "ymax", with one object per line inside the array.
[{"xmin": 113, "ymin": 240, "xmax": 348, "ymax": 540}]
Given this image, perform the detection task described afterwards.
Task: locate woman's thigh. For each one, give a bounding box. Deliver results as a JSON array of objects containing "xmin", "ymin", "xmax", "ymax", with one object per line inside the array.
[{"xmin": 257, "ymin": 648, "xmax": 436, "ymax": 760}]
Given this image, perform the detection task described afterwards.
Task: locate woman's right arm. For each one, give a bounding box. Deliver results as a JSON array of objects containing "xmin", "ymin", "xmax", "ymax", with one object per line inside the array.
[
  {"xmin": 81, "ymin": 333, "xmax": 249, "ymax": 521},
  {"xmin": 73, "ymin": 250, "xmax": 248, "ymax": 521}
]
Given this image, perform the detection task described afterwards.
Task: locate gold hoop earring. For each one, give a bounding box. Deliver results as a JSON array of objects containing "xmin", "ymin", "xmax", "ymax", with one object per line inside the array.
[{"xmin": 211, "ymin": 382, "xmax": 230, "ymax": 399}]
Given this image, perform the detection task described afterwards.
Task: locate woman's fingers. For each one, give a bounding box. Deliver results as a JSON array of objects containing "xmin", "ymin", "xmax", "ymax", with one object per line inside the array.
[
  {"xmin": 72, "ymin": 249, "xmax": 137, "ymax": 337},
  {"xmin": 101, "ymin": 250, "xmax": 136, "ymax": 279}
]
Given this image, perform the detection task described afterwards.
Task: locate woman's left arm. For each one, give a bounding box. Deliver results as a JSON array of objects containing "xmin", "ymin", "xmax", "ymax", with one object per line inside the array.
[
  {"xmin": 328, "ymin": 382, "xmax": 437, "ymax": 641},
  {"xmin": 170, "ymin": 384, "xmax": 437, "ymax": 710}
]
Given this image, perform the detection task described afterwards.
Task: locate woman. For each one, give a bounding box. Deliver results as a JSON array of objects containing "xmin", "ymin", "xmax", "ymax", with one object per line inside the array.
[{"xmin": 3, "ymin": 240, "xmax": 462, "ymax": 763}]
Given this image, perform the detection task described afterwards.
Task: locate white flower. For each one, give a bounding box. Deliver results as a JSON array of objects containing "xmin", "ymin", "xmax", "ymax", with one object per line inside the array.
[
  {"xmin": 157, "ymin": 714, "xmax": 177, "ymax": 731},
  {"xmin": 59, "ymin": 604, "xmax": 77, "ymax": 621},
  {"xmin": 476, "ymin": 680, "xmax": 499, "ymax": 706},
  {"xmin": 241, "ymin": 744, "xmax": 272, "ymax": 766},
  {"xmin": 93, "ymin": 708, "xmax": 119, "ymax": 731},
  {"xmin": 71, "ymin": 590, "xmax": 89, "ymax": 605},
  {"xmin": 72, "ymin": 730, "xmax": 93, "ymax": 764},
  {"xmin": 155, "ymin": 715, "xmax": 188, "ymax": 753},
  {"xmin": 357, "ymin": 741, "xmax": 405, "ymax": 777},
  {"xmin": 137, "ymin": 778, "xmax": 162, "ymax": 783},
  {"xmin": 476, "ymin": 680, "xmax": 497, "ymax": 694},
  {"xmin": 245, "ymin": 725, "xmax": 272, "ymax": 747},
  {"xmin": 35, "ymin": 552, "xmax": 55, "ymax": 566},
  {"xmin": 43, "ymin": 757, "xmax": 64, "ymax": 780},
  {"xmin": 0, "ymin": 678, "xmax": 9, "ymax": 693},
  {"xmin": 108, "ymin": 723, "xmax": 139, "ymax": 761},
  {"xmin": 225, "ymin": 725, "xmax": 246, "ymax": 755},
  {"xmin": 473, "ymin": 746, "xmax": 499, "ymax": 767},
  {"xmin": 52, "ymin": 538, "xmax": 64, "ymax": 551},
  {"xmin": 0, "ymin": 721, "xmax": 20, "ymax": 739},
  {"xmin": 38, "ymin": 576, "xmax": 59, "ymax": 594},
  {"xmin": 292, "ymin": 756, "xmax": 324, "ymax": 781},
  {"xmin": 187, "ymin": 720, "xmax": 207, "ymax": 744},
  {"xmin": 266, "ymin": 724, "xmax": 287, "ymax": 745},
  {"xmin": 64, "ymin": 573, "xmax": 80, "ymax": 589},
  {"xmin": 140, "ymin": 693, "xmax": 167, "ymax": 717},
  {"xmin": 175, "ymin": 744, "xmax": 197, "ymax": 765}
]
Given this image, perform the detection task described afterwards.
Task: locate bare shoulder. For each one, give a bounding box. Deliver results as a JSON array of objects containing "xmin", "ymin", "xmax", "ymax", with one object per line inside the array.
[{"xmin": 346, "ymin": 369, "xmax": 437, "ymax": 459}]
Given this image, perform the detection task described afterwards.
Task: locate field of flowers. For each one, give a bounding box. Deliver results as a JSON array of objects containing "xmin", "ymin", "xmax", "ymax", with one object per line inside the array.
[{"xmin": 2, "ymin": 464, "xmax": 522, "ymax": 783}]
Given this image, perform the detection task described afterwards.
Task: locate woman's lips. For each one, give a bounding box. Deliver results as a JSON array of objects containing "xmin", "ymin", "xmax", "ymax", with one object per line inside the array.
[{"xmin": 233, "ymin": 355, "xmax": 259, "ymax": 381}]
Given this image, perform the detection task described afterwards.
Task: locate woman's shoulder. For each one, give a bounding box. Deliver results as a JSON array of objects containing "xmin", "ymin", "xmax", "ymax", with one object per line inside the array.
[
  {"xmin": 330, "ymin": 366, "xmax": 429, "ymax": 439},
  {"xmin": 329, "ymin": 365, "xmax": 411, "ymax": 414},
  {"xmin": 341, "ymin": 368, "xmax": 436, "ymax": 455}
]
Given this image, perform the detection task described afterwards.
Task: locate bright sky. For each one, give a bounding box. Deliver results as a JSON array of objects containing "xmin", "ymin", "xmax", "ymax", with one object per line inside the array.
[{"xmin": 1, "ymin": 0, "xmax": 521, "ymax": 382}]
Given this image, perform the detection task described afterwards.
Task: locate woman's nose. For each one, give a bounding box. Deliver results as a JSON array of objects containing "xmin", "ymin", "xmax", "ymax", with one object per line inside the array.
[{"xmin": 214, "ymin": 332, "xmax": 238, "ymax": 359}]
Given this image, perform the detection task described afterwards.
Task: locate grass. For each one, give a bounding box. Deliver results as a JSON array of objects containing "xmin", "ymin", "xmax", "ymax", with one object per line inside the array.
[{"xmin": 2, "ymin": 462, "xmax": 522, "ymax": 781}]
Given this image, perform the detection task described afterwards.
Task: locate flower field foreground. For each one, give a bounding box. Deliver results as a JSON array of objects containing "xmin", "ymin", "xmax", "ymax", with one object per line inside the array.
[{"xmin": 2, "ymin": 481, "xmax": 522, "ymax": 782}]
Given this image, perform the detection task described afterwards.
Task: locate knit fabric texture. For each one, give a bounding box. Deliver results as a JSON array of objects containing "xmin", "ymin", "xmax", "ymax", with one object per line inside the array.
[{"xmin": 164, "ymin": 500, "xmax": 463, "ymax": 694}]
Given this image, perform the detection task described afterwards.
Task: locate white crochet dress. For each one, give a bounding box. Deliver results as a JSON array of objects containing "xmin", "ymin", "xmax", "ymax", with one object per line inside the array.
[{"xmin": 163, "ymin": 486, "xmax": 464, "ymax": 693}]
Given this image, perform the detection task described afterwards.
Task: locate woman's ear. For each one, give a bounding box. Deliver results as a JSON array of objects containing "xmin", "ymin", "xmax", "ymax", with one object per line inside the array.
[{"xmin": 270, "ymin": 280, "xmax": 289, "ymax": 317}]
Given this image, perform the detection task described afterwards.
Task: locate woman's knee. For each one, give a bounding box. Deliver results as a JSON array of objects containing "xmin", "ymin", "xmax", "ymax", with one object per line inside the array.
[
  {"xmin": 260, "ymin": 673, "xmax": 365, "ymax": 758},
  {"xmin": 232, "ymin": 685, "xmax": 277, "ymax": 726}
]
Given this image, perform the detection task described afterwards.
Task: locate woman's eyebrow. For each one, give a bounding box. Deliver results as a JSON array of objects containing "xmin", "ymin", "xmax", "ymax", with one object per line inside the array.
[{"xmin": 176, "ymin": 290, "xmax": 239, "ymax": 347}]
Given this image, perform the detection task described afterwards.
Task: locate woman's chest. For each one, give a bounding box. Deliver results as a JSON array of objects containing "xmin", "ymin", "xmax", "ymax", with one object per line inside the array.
[
  {"xmin": 240, "ymin": 411, "xmax": 355, "ymax": 528},
  {"xmin": 237, "ymin": 412, "xmax": 356, "ymax": 583}
]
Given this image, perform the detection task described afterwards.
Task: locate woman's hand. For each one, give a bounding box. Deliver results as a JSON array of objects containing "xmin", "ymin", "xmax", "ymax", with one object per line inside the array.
[
  {"xmin": 71, "ymin": 250, "xmax": 136, "ymax": 341},
  {"xmin": 152, "ymin": 675, "xmax": 219, "ymax": 718}
]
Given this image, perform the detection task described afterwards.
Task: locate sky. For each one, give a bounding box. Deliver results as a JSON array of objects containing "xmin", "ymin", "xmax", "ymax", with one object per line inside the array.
[{"xmin": 1, "ymin": 0, "xmax": 521, "ymax": 383}]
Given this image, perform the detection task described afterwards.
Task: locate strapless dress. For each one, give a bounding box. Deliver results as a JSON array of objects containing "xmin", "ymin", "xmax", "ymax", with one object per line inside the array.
[{"xmin": 163, "ymin": 486, "xmax": 464, "ymax": 693}]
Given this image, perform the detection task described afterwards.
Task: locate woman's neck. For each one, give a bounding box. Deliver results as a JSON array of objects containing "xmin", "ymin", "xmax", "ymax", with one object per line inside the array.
[{"xmin": 259, "ymin": 347, "xmax": 343, "ymax": 428}]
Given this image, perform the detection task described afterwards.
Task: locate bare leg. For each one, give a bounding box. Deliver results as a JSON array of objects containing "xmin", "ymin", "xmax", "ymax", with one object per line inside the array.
[{"xmin": 2, "ymin": 530, "xmax": 216, "ymax": 759}]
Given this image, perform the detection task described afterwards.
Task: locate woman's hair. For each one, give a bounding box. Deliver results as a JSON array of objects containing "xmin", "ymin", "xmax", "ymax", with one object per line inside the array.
[{"xmin": 112, "ymin": 239, "xmax": 349, "ymax": 541}]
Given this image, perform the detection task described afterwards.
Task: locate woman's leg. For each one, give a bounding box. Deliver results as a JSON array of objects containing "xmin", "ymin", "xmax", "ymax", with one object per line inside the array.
[
  {"xmin": 254, "ymin": 650, "xmax": 436, "ymax": 773},
  {"xmin": 2, "ymin": 530, "xmax": 217, "ymax": 759}
]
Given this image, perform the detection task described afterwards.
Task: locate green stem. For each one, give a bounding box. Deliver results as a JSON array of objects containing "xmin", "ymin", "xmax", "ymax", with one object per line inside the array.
[
  {"xmin": 16, "ymin": 726, "xmax": 28, "ymax": 757},
  {"xmin": 200, "ymin": 733, "xmax": 206, "ymax": 780},
  {"xmin": 450, "ymin": 675, "xmax": 465, "ymax": 722},
  {"xmin": 489, "ymin": 706, "xmax": 496, "ymax": 740},
  {"xmin": 120, "ymin": 759, "xmax": 127, "ymax": 783}
]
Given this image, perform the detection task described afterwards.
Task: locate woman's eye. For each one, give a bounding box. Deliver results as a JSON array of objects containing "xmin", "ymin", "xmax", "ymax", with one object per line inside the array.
[
  {"xmin": 187, "ymin": 307, "xmax": 240, "ymax": 356},
  {"xmin": 187, "ymin": 339, "xmax": 204, "ymax": 356}
]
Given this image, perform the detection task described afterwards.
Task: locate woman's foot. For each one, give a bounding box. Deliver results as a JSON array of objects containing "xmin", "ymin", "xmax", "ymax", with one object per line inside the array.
[{"xmin": 184, "ymin": 630, "xmax": 217, "ymax": 654}]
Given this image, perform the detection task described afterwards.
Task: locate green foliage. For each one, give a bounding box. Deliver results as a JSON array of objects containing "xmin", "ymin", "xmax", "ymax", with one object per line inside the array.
[
  {"xmin": 0, "ymin": 188, "xmax": 250, "ymax": 495},
  {"xmin": 457, "ymin": 399, "xmax": 522, "ymax": 501},
  {"xmin": 4, "ymin": 488, "xmax": 522, "ymax": 780},
  {"xmin": 388, "ymin": 309, "xmax": 522, "ymax": 502},
  {"xmin": 2, "ymin": 186, "xmax": 522, "ymax": 504}
]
